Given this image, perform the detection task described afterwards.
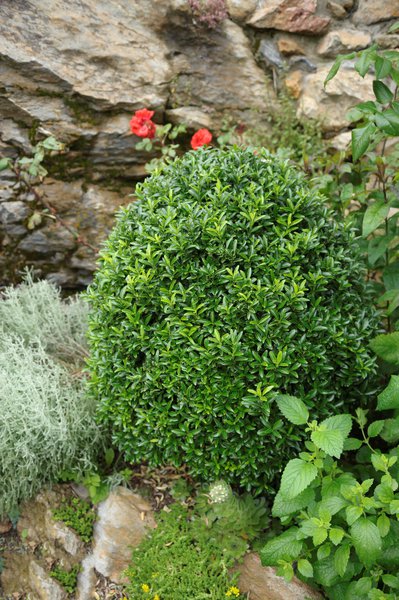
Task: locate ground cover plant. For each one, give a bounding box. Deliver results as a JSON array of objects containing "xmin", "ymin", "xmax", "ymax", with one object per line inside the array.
[
  {"xmin": 0, "ymin": 276, "xmax": 103, "ymax": 517},
  {"xmin": 124, "ymin": 480, "xmax": 267, "ymax": 600},
  {"xmin": 87, "ymin": 146, "xmax": 379, "ymax": 492},
  {"xmin": 52, "ymin": 497, "xmax": 96, "ymax": 543}
]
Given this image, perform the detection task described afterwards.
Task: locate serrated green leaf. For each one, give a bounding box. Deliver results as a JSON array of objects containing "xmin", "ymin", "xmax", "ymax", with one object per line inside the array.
[
  {"xmin": 382, "ymin": 573, "xmax": 399, "ymax": 588},
  {"xmin": 373, "ymin": 80, "xmax": 394, "ymax": 104},
  {"xmin": 280, "ymin": 459, "xmax": 318, "ymax": 500},
  {"xmin": 375, "ymin": 56, "xmax": 392, "ymax": 79},
  {"xmin": 275, "ymin": 394, "xmax": 309, "ymax": 425},
  {"xmin": 371, "ymin": 452, "xmax": 388, "ymax": 472},
  {"xmin": 375, "ymin": 483, "xmax": 394, "ymax": 503},
  {"xmin": 334, "ymin": 543, "xmax": 350, "ymax": 577},
  {"xmin": 352, "ymin": 123, "xmax": 375, "ymax": 162},
  {"xmin": 260, "ymin": 528, "xmax": 303, "ymax": 566},
  {"xmin": 297, "ymin": 558, "xmax": 313, "ymax": 578},
  {"xmin": 313, "ymin": 526, "xmax": 328, "ymax": 546},
  {"xmin": 377, "ymin": 513, "xmax": 391, "ymax": 537},
  {"xmin": 370, "ymin": 333, "xmax": 399, "ymax": 364},
  {"xmin": 377, "ymin": 375, "xmax": 399, "ymax": 410},
  {"xmin": 317, "ymin": 543, "xmax": 331, "ymax": 560},
  {"xmin": 272, "ymin": 486, "xmax": 315, "ymax": 518},
  {"xmin": 351, "ymin": 518, "xmax": 382, "ymax": 566},
  {"xmin": 355, "ymin": 49, "xmax": 375, "ymax": 77},
  {"xmin": 380, "ymin": 417, "xmax": 399, "ymax": 444},
  {"xmin": 346, "ymin": 505, "xmax": 363, "ymax": 526},
  {"xmin": 329, "ymin": 527, "xmax": 345, "ymax": 546},
  {"xmin": 362, "ymin": 199, "xmax": 389, "ymax": 237},
  {"xmin": 322, "ymin": 414, "xmax": 352, "ymax": 440},
  {"xmin": 319, "ymin": 496, "xmax": 348, "ymax": 515},
  {"xmin": 343, "ymin": 437, "xmax": 363, "ymax": 451},
  {"xmin": 311, "ymin": 428, "xmax": 344, "ymax": 458},
  {"xmin": 368, "ymin": 420, "xmax": 385, "ymax": 438}
]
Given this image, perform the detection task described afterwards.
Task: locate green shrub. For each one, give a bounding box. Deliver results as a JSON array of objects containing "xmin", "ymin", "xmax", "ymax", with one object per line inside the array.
[
  {"xmin": 87, "ymin": 147, "xmax": 379, "ymax": 491},
  {"xmin": 0, "ymin": 278, "xmax": 103, "ymax": 517}
]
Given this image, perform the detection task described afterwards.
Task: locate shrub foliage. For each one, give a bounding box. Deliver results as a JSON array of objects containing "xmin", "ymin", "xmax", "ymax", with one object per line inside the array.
[
  {"xmin": 87, "ymin": 147, "xmax": 378, "ymax": 490},
  {"xmin": 0, "ymin": 278, "xmax": 102, "ymax": 517}
]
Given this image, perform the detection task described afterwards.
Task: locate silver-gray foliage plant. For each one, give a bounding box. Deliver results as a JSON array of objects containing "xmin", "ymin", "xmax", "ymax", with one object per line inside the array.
[{"xmin": 0, "ymin": 275, "xmax": 102, "ymax": 517}]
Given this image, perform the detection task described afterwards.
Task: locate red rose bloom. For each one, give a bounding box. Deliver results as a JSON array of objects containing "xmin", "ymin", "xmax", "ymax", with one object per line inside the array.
[
  {"xmin": 130, "ymin": 109, "xmax": 156, "ymax": 139},
  {"xmin": 190, "ymin": 128, "xmax": 212, "ymax": 150}
]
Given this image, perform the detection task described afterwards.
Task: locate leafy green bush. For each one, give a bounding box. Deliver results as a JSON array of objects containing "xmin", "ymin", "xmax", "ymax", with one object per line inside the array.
[
  {"xmin": 0, "ymin": 278, "xmax": 103, "ymax": 517},
  {"xmin": 262, "ymin": 395, "xmax": 399, "ymax": 599},
  {"xmin": 124, "ymin": 501, "xmax": 245, "ymax": 600},
  {"xmin": 87, "ymin": 147, "xmax": 379, "ymax": 491}
]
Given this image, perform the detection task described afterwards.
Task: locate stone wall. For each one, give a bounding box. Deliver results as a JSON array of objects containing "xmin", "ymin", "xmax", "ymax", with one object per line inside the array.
[{"xmin": 0, "ymin": 0, "xmax": 397, "ymax": 287}]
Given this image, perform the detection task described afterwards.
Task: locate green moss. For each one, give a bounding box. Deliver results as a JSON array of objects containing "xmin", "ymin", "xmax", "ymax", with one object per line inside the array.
[{"xmin": 52, "ymin": 497, "xmax": 96, "ymax": 543}]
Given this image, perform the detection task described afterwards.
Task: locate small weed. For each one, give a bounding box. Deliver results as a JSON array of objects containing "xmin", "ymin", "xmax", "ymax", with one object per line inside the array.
[
  {"xmin": 52, "ymin": 497, "xmax": 95, "ymax": 543},
  {"xmin": 50, "ymin": 563, "xmax": 80, "ymax": 594}
]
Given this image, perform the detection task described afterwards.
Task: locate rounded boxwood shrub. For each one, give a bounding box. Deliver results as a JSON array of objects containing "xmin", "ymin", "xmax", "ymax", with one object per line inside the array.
[{"xmin": 87, "ymin": 147, "xmax": 379, "ymax": 491}]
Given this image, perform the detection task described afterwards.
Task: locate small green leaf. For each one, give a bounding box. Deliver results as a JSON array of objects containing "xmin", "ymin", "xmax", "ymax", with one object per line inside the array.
[
  {"xmin": 375, "ymin": 56, "xmax": 392, "ymax": 79},
  {"xmin": 317, "ymin": 543, "xmax": 331, "ymax": 560},
  {"xmin": 272, "ymin": 486, "xmax": 315, "ymax": 518},
  {"xmin": 346, "ymin": 505, "xmax": 363, "ymax": 526},
  {"xmin": 322, "ymin": 414, "xmax": 352, "ymax": 439},
  {"xmin": 380, "ymin": 417, "xmax": 399, "ymax": 444},
  {"xmin": 389, "ymin": 21, "xmax": 399, "ymax": 33},
  {"xmin": 343, "ymin": 437, "xmax": 363, "ymax": 451},
  {"xmin": 275, "ymin": 395, "xmax": 309, "ymax": 425},
  {"xmin": 351, "ymin": 518, "xmax": 382, "ymax": 566},
  {"xmin": 377, "ymin": 513, "xmax": 391, "ymax": 538},
  {"xmin": 370, "ymin": 333, "xmax": 399, "ymax": 364},
  {"xmin": 367, "ymin": 420, "xmax": 385, "ymax": 438},
  {"xmin": 377, "ymin": 375, "xmax": 399, "ymax": 410},
  {"xmin": 371, "ymin": 452, "xmax": 388, "ymax": 472},
  {"xmin": 352, "ymin": 123, "xmax": 375, "ymax": 162},
  {"xmin": 311, "ymin": 428, "xmax": 344, "ymax": 458},
  {"xmin": 313, "ymin": 527, "xmax": 328, "ymax": 546},
  {"xmin": 373, "ymin": 80, "xmax": 394, "ymax": 104},
  {"xmin": 0, "ymin": 157, "xmax": 10, "ymax": 171},
  {"xmin": 260, "ymin": 528, "xmax": 303, "ymax": 566},
  {"xmin": 382, "ymin": 574, "xmax": 399, "ymax": 588},
  {"xmin": 362, "ymin": 199, "xmax": 389, "ymax": 237},
  {"xmin": 329, "ymin": 527, "xmax": 345, "ymax": 546},
  {"xmin": 280, "ymin": 459, "xmax": 318, "ymax": 500},
  {"xmin": 334, "ymin": 543, "xmax": 350, "ymax": 577},
  {"xmin": 297, "ymin": 558, "xmax": 313, "ymax": 578}
]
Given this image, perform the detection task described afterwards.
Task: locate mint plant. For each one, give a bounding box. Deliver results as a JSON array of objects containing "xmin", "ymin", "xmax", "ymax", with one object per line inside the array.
[
  {"xmin": 261, "ymin": 395, "xmax": 399, "ymax": 599},
  {"xmin": 322, "ymin": 32, "xmax": 399, "ymax": 333}
]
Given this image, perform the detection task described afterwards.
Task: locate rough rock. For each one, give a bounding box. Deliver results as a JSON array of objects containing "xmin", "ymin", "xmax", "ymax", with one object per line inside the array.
[
  {"xmin": 298, "ymin": 65, "xmax": 374, "ymax": 130},
  {"xmin": 327, "ymin": 0, "xmax": 354, "ymax": 18},
  {"xmin": 29, "ymin": 560, "xmax": 68, "ymax": 600},
  {"xmin": 248, "ymin": 0, "xmax": 330, "ymax": 34},
  {"xmin": 285, "ymin": 70, "xmax": 304, "ymax": 98},
  {"xmin": 317, "ymin": 29, "xmax": 372, "ymax": 57},
  {"xmin": 166, "ymin": 106, "xmax": 213, "ymax": 129},
  {"xmin": 226, "ymin": 0, "xmax": 258, "ymax": 22},
  {"xmin": 375, "ymin": 34, "xmax": 399, "ymax": 49},
  {"xmin": 277, "ymin": 37, "xmax": 306, "ymax": 55},
  {"xmin": 259, "ymin": 40, "xmax": 285, "ymax": 68},
  {"xmin": 238, "ymin": 553, "xmax": 322, "ymax": 600},
  {"xmin": 82, "ymin": 487, "xmax": 156, "ymax": 585},
  {"xmin": 352, "ymin": 0, "xmax": 399, "ymax": 25},
  {"xmin": 329, "ymin": 130, "xmax": 352, "ymax": 150}
]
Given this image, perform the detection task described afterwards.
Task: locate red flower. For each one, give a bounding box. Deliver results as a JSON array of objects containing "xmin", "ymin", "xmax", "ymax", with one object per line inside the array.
[
  {"xmin": 190, "ymin": 128, "xmax": 212, "ymax": 150},
  {"xmin": 130, "ymin": 109, "xmax": 156, "ymax": 139}
]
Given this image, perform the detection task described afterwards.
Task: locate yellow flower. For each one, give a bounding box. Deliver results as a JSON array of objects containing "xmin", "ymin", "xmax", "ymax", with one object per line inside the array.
[
  {"xmin": 141, "ymin": 583, "xmax": 150, "ymax": 593},
  {"xmin": 153, "ymin": 595, "xmax": 160, "ymax": 600},
  {"xmin": 226, "ymin": 586, "xmax": 240, "ymax": 598}
]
